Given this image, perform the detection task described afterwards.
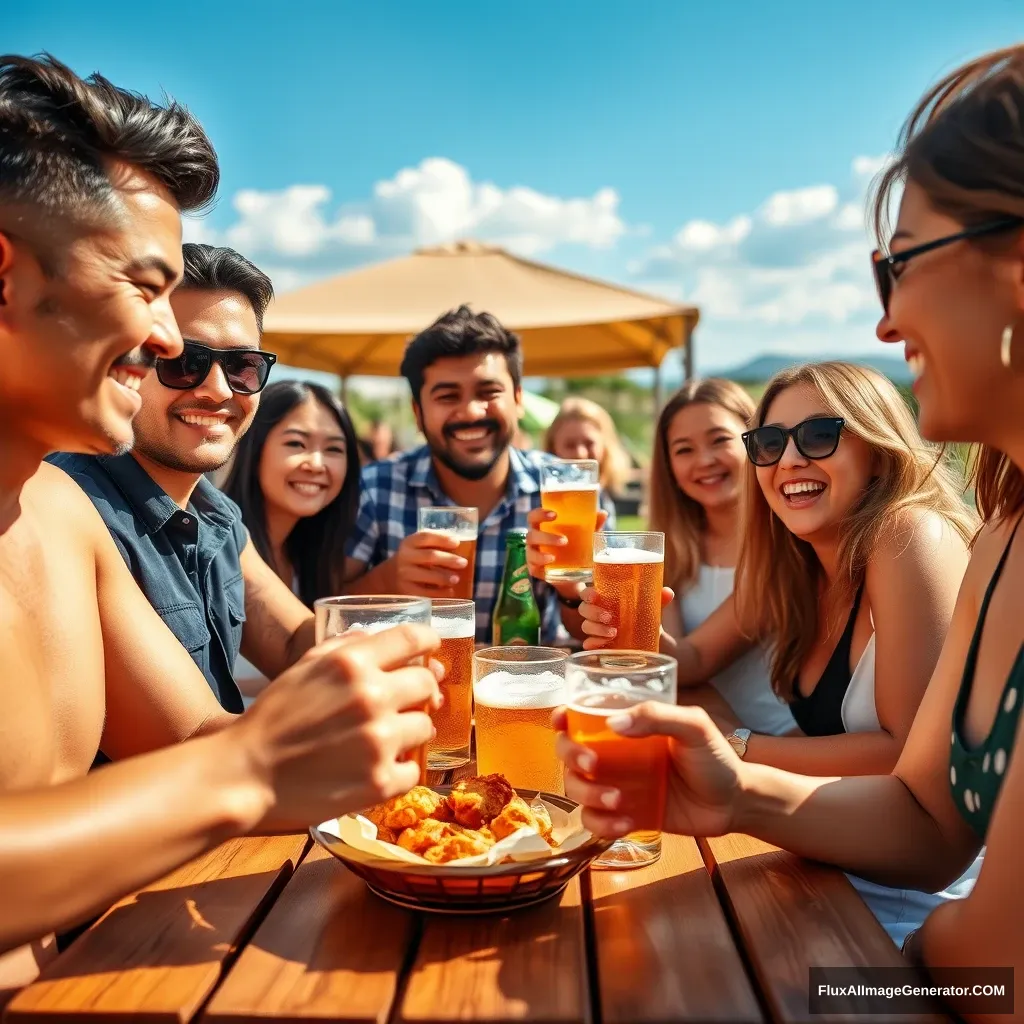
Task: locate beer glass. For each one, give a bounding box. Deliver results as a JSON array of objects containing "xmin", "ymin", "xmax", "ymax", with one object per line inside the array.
[
  {"xmin": 418, "ymin": 506, "xmax": 478, "ymax": 600},
  {"xmin": 592, "ymin": 532, "xmax": 665, "ymax": 652},
  {"xmin": 427, "ymin": 598, "xmax": 475, "ymax": 769},
  {"xmin": 565, "ymin": 651, "xmax": 677, "ymax": 868},
  {"xmin": 540, "ymin": 459, "xmax": 600, "ymax": 582},
  {"xmin": 473, "ymin": 646, "xmax": 568, "ymax": 793},
  {"xmin": 313, "ymin": 596, "xmax": 432, "ymax": 783}
]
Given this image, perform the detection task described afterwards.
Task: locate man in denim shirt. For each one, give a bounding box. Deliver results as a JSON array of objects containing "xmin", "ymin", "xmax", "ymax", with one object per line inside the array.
[{"xmin": 51, "ymin": 244, "xmax": 315, "ymax": 712}]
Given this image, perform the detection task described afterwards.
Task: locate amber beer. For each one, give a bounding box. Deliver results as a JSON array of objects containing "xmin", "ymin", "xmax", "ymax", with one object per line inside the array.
[
  {"xmin": 428, "ymin": 599, "xmax": 475, "ymax": 769},
  {"xmin": 592, "ymin": 533, "xmax": 665, "ymax": 652},
  {"xmin": 418, "ymin": 506, "xmax": 478, "ymax": 600},
  {"xmin": 540, "ymin": 459, "xmax": 600, "ymax": 582},
  {"xmin": 473, "ymin": 647, "xmax": 569, "ymax": 793},
  {"xmin": 565, "ymin": 691, "xmax": 669, "ymax": 836}
]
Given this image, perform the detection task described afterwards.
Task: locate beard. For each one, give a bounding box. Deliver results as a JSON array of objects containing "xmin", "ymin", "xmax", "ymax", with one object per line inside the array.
[
  {"xmin": 132, "ymin": 431, "xmax": 234, "ymax": 475},
  {"xmin": 426, "ymin": 416, "xmax": 515, "ymax": 481}
]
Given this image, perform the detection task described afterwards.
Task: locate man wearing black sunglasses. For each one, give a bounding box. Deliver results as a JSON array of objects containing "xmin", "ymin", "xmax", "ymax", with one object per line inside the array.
[{"xmin": 50, "ymin": 243, "xmax": 319, "ymax": 715}]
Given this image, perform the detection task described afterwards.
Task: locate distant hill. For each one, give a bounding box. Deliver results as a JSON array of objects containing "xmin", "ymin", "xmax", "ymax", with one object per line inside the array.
[{"xmin": 706, "ymin": 352, "xmax": 912, "ymax": 386}]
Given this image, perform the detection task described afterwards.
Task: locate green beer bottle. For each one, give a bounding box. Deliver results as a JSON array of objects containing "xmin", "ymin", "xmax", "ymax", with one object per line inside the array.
[{"xmin": 492, "ymin": 528, "xmax": 541, "ymax": 646}]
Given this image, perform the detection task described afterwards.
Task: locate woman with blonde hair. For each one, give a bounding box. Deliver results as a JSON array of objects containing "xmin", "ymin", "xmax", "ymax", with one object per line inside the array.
[
  {"xmin": 559, "ymin": 47, "xmax": 1024, "ymax": 999},
  {"xmin": 647, "ymin": 378, "xmax": 795, "ymax": 736},
  {"xmin": 544, "ymin": 397, "xmax": 631, "ymax": 513},
  {"xmin": 577, "ymin": 359, "xmax": 978, "ymax": 943}
]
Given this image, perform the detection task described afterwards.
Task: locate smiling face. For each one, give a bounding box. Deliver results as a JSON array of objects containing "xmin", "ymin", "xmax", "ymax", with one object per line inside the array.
[
  {"xmin": 130, "ymin": 286, "xmax": 261, "ymax": 474},
  {"xmin": 551, "ymin": 417, "xmax": 605, "ymax": 466},
  {"xmin": 0, "ymin": 164, "xmax": 184, "ymax": 456},
  {"xmin": 875, "ymin": 180, "xmax": 1024, "ymax": 444},
  {"xmin": 258, "ymin": 395, "xmax": 348, "ymax": 523},
  {"xmin": 667, "ymin": 402, "xmax": 747, "ymax": 513},
  {"xmin": 414, "ymin": 351, "xmax": 523, "ymax": 481},
  {"xmin": 755, "ymin": 383, "xmax": 876, "ymax": 541}
]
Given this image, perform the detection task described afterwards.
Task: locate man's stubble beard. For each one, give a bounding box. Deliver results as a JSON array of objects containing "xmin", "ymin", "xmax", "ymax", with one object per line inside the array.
[{"xmin": 426, "ymin": 425, "xmax": 516, "ymax": 482}]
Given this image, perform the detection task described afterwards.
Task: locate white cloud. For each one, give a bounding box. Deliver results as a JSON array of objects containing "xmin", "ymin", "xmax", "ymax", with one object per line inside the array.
[
  {"xmin": 183, "ymin": 157, "xmax": 626, "ymax": 292},
  {"xmin": 760, "ymin": 184, "xmax": 838, "ymax": 227},
  {"xmin": 853, "ymin": 153, "xmax": 893, "ymax": 179}
]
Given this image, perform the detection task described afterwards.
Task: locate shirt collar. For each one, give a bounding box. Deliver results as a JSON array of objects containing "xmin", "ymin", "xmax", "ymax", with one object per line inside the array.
[
  {"xmin": 406, "ymin": 445, "xmax": 541, "ymax": 503},
  {"xmin": 97, "ymin": 454, "xmax": 235, "ymax": 535}
]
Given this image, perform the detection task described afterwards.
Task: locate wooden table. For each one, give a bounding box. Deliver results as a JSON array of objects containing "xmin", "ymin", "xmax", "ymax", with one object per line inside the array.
[{"xmin": 4, "ymin": 764, "xmax": 949, "ymax": 1024}]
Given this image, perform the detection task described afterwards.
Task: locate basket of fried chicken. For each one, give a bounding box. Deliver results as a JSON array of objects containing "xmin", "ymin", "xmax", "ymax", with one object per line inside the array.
[{"xmin": 311, "ymin": 774, "xmax": 612, "ymax": 913}]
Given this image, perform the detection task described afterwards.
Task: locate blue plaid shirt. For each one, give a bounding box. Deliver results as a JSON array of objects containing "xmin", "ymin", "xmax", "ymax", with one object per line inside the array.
[{"xmin": 347, "ymin": 445, "xmax": 613, "ymax": 644}]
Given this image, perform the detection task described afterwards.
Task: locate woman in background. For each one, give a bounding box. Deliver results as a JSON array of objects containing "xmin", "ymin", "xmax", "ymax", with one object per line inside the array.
[
  {"xmin": 649, "ymin": 378, "xmax": 795, "ymax": 736},
  {"xmin": 545, "ymin": 396, "xmax": 631, "ymax": 517},
  {"xmin": 223, "ymin": 380, "xmax": 360, "ymax": 693}
]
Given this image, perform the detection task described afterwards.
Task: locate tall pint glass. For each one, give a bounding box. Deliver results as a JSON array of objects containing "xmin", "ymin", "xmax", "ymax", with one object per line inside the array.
[
  {"xmin": 565, "ymin": 651, "xmax": 677, "ymax": 867},
  {"xmin": 540, "ymin": 459, "xmax": 599, "ymax": 582},
  {"xmin": 428, "ymin": 598, "xmax": 475, "ymax": 769},
  {"xmin": 313, "ymin": 595, "xmax": 432, "ymax": 784},
  {"xmin": 473, "ymin": 646, "xmax": 568, "ymax": 793},
  {"xmin": 592, "ymin": 532, "xmax": 665, "ymax": 652},
  {"xmin": 418, "ymin": 506, "xmax": 478, "ymax": 600}
]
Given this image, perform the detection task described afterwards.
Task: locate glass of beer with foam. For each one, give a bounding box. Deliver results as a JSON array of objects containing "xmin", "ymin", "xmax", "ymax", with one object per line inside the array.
[
  {"xmin": 540, "ymin": 459, "xmax": 600, "ymax": 582},
  {"xmin": 314, "ymin": 596, "xmax": 433, "ymax": 783},
  {"xmin": 427, "ymin": 598, "xmax": 475, "ymax": 769},
  {"xmin": 418, "ymin": 506, "xmax": 478, "ymax": 600},
  {"xmin": 473, "ymin": 646, "xmax": 568, "ymax": 793},
  {"xmin": 565, "ymin": 651, "xmax": 677, "ymax": 868},
  {"xmin": 592, "ymin": 532, "xmax": 665, "ymax": 652}
]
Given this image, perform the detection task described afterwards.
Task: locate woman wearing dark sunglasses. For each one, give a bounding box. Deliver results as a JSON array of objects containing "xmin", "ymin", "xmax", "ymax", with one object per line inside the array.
[{"xmin": 559, "ymin": 46, "xmax": 1024, "ymax": 1005}]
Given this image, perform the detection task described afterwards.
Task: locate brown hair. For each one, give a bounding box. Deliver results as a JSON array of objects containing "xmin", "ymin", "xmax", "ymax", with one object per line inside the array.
[
  {"xmin": 871, "ymin": 45, "xmax": 1024, "ymax": 523},
  {"xmin": 543, "ymin": 397, "xmax": 631, "ymax": 495},
  {"xmin": 734, "ymin": 361, "xmax": 977, "ymax": 701},
  {"xmin": 647, "ymin": 378, "xmax": 756, "ymax": 590}
]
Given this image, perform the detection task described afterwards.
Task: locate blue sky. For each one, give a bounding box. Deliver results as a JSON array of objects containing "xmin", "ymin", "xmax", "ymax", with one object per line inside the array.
[{"xmin": 6, "ymin": 1, "xmax": 1023, "ymax": 379}]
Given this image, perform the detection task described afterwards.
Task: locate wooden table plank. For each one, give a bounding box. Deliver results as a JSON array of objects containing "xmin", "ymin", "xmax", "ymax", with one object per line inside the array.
[
  {"xmin": 590, "ymin": 833, "xmax": 764, "ymax": 1023},
  {"xmin": 5, "ymin": 834, "xmax": 309, "ymax": 1024},
  {"xmin": 700, "ymin": 834, "xmax": 949, "ymax": 1023},
  {"xmin": 397, "ymin": 877, "xmax": 590, "ymax": 1024},
  {"xmin": 202, "ymin": 844, "xmax": 416, "ymax": 1023}
]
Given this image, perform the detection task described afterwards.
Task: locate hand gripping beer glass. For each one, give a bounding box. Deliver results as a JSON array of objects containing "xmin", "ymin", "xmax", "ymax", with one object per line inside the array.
[
  {"xmin": 565, "ymin": 651, "xmax": 677, "ymax": 867},
  {"xmin": 418, "ymin": 506, "xmax": 478, "ymax": 600},
  {"xmin": 592, "ymin": 532, "xmax": 665, "ymax": 652},
  {"xmin": 540, "ymin": 459, "xmax": 600, "ymax": 582},
  {"xmin": 314, "ymin": 596, "xmax": 432, "ymax": 784},
  {"xmin": 473, "ymin": 646, "xmax": 568, "ymax": 793},
  {"xmin": 427, "ymin": 598, "xmax": 475, "ymax": 769}
]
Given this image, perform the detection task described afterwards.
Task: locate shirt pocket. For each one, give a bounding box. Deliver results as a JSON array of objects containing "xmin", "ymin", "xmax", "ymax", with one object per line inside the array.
[
  {"xmin": 158, "ymin": 602, "xmax": 212, "ymax": 675},
  {"xmin": 224, "ymin": 574, "xmax": 247, "ymax": 660}
]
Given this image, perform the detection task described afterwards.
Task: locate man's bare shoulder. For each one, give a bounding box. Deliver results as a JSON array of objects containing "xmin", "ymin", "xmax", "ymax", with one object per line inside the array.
[{"xmin": 23, "ymin": 462, "xmax": 107, "ymax": 540}]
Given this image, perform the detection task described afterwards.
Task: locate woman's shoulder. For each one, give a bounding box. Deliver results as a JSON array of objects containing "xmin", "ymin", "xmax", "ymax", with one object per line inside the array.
[{"xmin": 875, "ymin": 506, "xmax": 970, "ymax": 561}]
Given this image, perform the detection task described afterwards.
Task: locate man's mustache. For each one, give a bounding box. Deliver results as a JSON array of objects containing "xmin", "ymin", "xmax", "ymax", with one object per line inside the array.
[{"xmin": 443, "ymin": 418, "xmax": 501, "ymax": 440}]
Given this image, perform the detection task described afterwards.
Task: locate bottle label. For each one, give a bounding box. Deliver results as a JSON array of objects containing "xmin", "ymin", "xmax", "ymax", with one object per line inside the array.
[
  {"xmin": 503, "ymin": 636, "xmax": 529, "ymax": 646},
  {"xmin": 511, "ymin": 564, "xmax": 530, "ymax": 581},
  {"xmin": 509, "ymin": 578, "xmax": 533, "ymax": 596}
]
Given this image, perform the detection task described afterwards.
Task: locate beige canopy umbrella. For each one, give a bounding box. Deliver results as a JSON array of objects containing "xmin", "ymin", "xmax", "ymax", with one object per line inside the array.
[{"xmin": 261, "ymin": 241, "xmax": 699, "ymax": 387}]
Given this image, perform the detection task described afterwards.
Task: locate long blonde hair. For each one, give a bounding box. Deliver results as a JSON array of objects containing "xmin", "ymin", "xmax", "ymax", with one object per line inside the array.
[
  {"xmin": 734, "ymin": 361, "xmax": 978, "ymax": 700},
  {"xmin": 544, "ymin": 397, "xmax": 631, "ymax": 494},
  {"xmin": 647, "ymin": 378, "xmax": 756, "ymax": 590}
]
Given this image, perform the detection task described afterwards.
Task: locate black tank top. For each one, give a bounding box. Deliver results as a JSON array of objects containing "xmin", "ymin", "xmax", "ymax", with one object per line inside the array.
[{"xmin": 790, "ymin": 583, "xmax": 865, "ymax": 737}]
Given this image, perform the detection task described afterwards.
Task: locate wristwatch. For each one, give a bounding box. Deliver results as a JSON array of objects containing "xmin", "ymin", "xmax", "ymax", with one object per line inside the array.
[{"xmin": 727, "ymin": 728, "xmax": 751, "ymax": 759}]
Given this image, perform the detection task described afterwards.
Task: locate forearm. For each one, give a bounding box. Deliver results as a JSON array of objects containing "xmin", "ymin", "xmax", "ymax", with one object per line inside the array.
[
  {"xmin": 735, "ymin": 762, "xmax": 974, "ymax": 892},
  {"xmin": 744, "ymin": 730, "xmax": 902, "ymax": 777},
  {"xmin": 284, "ymin": 617, "xmax": 316, "ymax": 667},
  {"xmin": 343, "ymin": 559, "xmax": 395, "ymax": 595},
  {"xmin": 0, "ymin": 732, "xmax": 268, "ymax": 953},
  {"xmin": 672, "ymin": 638, "xmax": 710, "ymax": 687}
]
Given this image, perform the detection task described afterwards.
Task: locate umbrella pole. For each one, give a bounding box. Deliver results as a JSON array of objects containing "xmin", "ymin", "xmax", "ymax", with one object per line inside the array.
[
  {"xmin": 653, "ymin": 363, "xmax": 663, "ymax": 415},
  {"xmin": 339, "ymin": 375, "xmax": 349, "ymax": 406}
]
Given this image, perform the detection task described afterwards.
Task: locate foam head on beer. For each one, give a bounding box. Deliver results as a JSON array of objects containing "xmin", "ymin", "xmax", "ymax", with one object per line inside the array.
[{"xmin": 593, "ymin": 547, "xmax": 664, "ymax": 565}]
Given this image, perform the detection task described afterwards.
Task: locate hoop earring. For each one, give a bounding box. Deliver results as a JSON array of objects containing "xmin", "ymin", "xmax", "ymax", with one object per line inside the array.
[{"xmin": 1001, "ymin": 323, "xmax": 1016, "ymax": 370}]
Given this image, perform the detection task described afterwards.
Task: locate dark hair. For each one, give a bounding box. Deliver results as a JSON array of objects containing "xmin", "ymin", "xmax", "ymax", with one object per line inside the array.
[
  {"xmin": 399, "ymin": 304, "xmax": 523, "ymax": 403},
  {"xmin": 0, "ymin": 53, "xmax": 218, "ymax": 264},
  {"xmin": 180, "ymin": 243, "xmax": 274, "ymax": 331},
  {"xmin": 222, "ymin": 380, "xmax": 360, "ymax": 607},
  {"xmin": 871, "ymin": 45, "xmax": 1024, "ymax": 523}
]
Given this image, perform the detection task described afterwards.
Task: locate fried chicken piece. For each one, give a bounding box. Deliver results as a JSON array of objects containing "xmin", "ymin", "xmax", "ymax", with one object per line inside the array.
[
  {"xmin": 423, "ymin": 825, "xmax": 496, "ymax": 864},
  {"xmin": 374, "ymin": 786, "xmax": 448, "ymax": 830},
  {"xmin": 396, "ymin": 817, "xmax": 452, "ymax": 856},
  {"xmin": 490, "ymin": 796, "xmax": 556, "ymax": 846},
  {"xmin": 448, "ymin": 774, "xmax": 515, "ymax": 829}
]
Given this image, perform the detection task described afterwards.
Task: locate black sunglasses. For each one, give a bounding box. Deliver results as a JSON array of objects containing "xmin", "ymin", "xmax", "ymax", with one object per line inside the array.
[
  {"xmin": 742, "ymin": 417, "xmax": 845, "ymax": 467},
  {"xmin": 871, "ymin": 218, "xmax": 1024, "ymax": 315},
  {"xmin": 156, "ymin": 340, "xmax": 278, "ymax": 395}
]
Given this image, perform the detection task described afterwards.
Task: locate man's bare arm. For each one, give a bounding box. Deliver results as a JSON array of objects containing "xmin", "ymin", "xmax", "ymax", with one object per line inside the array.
[{"xmin": 238, "ymin": 539, "xmax": 314, "ymax": 679}]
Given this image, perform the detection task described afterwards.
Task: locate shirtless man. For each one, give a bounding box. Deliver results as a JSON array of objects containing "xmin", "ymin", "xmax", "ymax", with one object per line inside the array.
[{"xmin": 0, "ymin": 55, "xmax": 439, "ymax": 994}]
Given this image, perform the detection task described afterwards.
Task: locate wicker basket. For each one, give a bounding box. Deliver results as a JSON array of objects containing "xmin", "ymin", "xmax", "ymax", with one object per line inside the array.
[{"xmin": 310, "ymin": 787, "xmax": 612, "ymax": 914}]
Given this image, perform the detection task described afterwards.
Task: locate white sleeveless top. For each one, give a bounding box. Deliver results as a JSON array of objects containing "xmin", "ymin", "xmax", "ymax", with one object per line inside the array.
[{"xmin": 679, "ymin": 565, "xmax": 796, "ymax": 737}]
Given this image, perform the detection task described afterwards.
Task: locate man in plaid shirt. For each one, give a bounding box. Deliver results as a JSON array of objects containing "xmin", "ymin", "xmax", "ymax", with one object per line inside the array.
[{"xmin": 344, "ymin": 306, "xmax": 610, "ymax": 643}]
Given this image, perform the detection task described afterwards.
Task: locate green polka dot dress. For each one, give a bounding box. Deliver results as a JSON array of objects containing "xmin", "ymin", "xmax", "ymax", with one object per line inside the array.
[{"xmin": 949, "ymin": 517, "xmax": 1024, "ymax": 839}]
